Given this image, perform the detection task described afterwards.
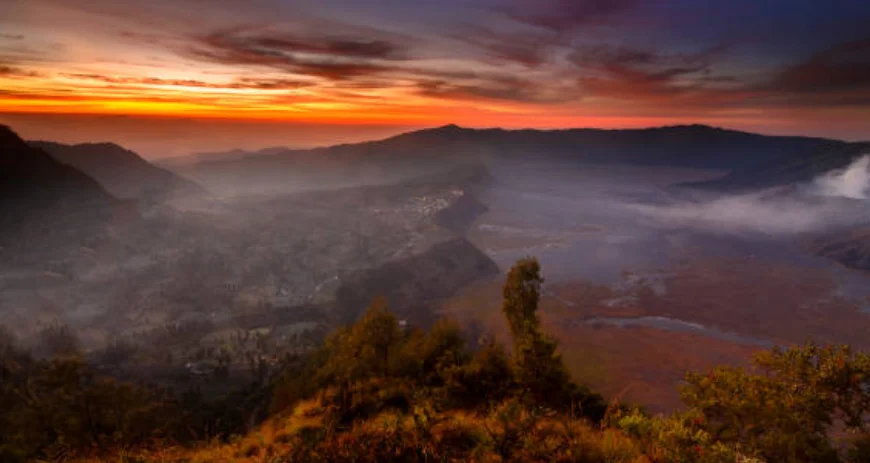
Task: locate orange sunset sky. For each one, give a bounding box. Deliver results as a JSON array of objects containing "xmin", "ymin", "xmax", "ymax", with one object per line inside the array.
[{"xmin": 1, "ymin": 0, "xmax": 868, "ymax": 158}]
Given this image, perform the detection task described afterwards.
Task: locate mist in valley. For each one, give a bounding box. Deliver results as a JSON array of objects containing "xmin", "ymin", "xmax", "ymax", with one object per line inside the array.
[{"xmin": 3, "ymin": 124, "xmax": 870, "ymax": 411}]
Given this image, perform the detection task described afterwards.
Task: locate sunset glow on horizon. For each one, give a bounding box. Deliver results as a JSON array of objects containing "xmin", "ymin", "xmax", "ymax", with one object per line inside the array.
[{"xmin": 2, "ymin": 0, "xmax": 869, "ymax": 156}]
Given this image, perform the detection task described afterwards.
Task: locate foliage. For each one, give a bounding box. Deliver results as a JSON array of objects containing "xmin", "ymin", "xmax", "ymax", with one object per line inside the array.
[
  {"xmin": 613, "ymin": 408, "xmax": 742, "ymax": 463},
  {"xmin": 681, "ymin": 344, "xmax": 870, "ymax": 462},
  {"xmin": 502, "ymin": 257, "xmax": 544, "ymax": 342},
  {"xmin": 0, "ymin": 355, "xmax": 175, "ymax": 462},
  {"xmin": 0, "ymin": 339, "xmax": 274, "ymax": 462}
]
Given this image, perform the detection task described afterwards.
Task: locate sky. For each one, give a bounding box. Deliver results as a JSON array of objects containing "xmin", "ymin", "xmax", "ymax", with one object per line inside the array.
[{"xmin": 1, "ymin": 0, "xmax": 869, "ymax": 158}]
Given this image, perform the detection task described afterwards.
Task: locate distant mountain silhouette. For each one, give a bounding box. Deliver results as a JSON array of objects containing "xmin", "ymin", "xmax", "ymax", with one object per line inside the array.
[
  {"xmin": 0, "ymin": 126, "xmax": 122, "ymax": 246},
  {"xmin": 175, "ymin": 124, "xmax": 837, "ymax": 195},
  {"xmin": 157, "ymin": 146, "xmax": 292, "ymax": 168},
  {"xmin": 375, "ymin": 124, "xmax": 837, "ymax": 169},
  {"xmin": 31, "ymin": 141, "xmax": 208, "ymax": 204}
]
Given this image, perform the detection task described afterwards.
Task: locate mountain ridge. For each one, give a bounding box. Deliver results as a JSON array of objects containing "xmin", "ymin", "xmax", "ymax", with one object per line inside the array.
[
  {"xmin": 165, "ymin": 124, "xmax": 834, "ymax": 165},
  {"xmin": 30, "ymin": 140, "xmax": 208, "ymax": 204},
  {"xmin": 0, "ymin": 125, "xmax": 122, "ymax": 247},
  {"xmin": 169, "ymin": 123, "xmax": 840, "ymax": 196},
  {"xmin": 196, "ymin": 123, "xmax": 840, "ymax": 167}
]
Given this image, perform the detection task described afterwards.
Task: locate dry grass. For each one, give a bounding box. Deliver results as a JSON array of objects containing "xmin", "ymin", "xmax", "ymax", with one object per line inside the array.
[{"xmin": 66, "ymin": 393, "xmax": 646, "ymax": 463}]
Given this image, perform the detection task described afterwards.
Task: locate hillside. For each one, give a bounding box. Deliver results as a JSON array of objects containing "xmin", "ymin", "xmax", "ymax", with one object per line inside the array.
[
  {"xmin": 31, "ymin": 141, "xmax": 208, "ymax": 204},
  {"xmin": 0, "ymin": 126, "xmax": 121, "ymax": 247},
  {"xmin": 175, "ymin": 124, "xmax": 836, "ymax": 196}
]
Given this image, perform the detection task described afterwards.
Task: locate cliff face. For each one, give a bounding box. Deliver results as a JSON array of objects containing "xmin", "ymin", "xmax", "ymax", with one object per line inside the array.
[
  {"xmin": 334, "ymin": 238, "xmax": 500, "ymax": 325},
  {"xmin": 233, "ymin": 237, "xmax": 499, "ymax": 330},
  {"xmin": 434, "ymin": 191, "xmax": 489, "ymax": 236}
]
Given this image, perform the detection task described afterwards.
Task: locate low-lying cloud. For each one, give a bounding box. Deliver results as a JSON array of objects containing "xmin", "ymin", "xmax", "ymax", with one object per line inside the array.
[
  {"xmin": 631, "ymin": 155, "xmax": 870, "ymax": 234},
  {"xmin": 812, "ymin": 155, "xmax": 870, "ymax": 199}
]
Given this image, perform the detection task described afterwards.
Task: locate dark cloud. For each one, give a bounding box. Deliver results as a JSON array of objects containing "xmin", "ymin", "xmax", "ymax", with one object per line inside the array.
[
  {"xmin": 766, "ymin": 38, "xmax": 870, "ymax": 94},
  {"xmin": 181, "ymin": 25, "xmax": 577, "ymax": 104},
  {"xmin": 568, "ymin": 44, "xmax": 735, "ymax": 101},
  {"xmin": 186, "ymin": 27, "xmax": 409, "ymax": 81},
  {"xmin": 569, "ymin": 44, "xmax": 726, "ymax": 74},
  {"xmin": 0, "ymin": 34, "xmax": 25, "ymax": 41},
  {"xmin": 0, "ymin": 65, "xmax": 21, "ymax": 75},
  {"xmin": 452, "ymin": 25, "xmax": 557, "ymax": 67},
  {"xmin": 0, "ymin": 63, "xmax": 42, "ymax": 78},
  {"xmin": 62, "ymin": 73, "xmax": 311, "ymax": 90},
  {"xmin": 230, "ymin": 77, "xmax": 310, "ymax": 90},
  {"xmin": 416, "ymin": 75, "xmax": 577, "ymax": 104},
  {"xmin": 501, "ymin": 0, "xmax": 640, "ymax": 32},
  {"xmin": 564, "ymin": 39, "xmax": 870, "ymax": 112},
  {"xmin": 251, "ymin": 35, "xmax": 401, "ymax": 60}
]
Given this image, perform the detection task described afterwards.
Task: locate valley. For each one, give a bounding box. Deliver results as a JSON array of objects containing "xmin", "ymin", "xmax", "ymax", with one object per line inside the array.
[
  {"xmin": 3, "ymin": 123, "xmax": 870, "ymax": 414},
  {"xmin": 1, "ymin": 131, "xmax": 497, "ymax": 387}
]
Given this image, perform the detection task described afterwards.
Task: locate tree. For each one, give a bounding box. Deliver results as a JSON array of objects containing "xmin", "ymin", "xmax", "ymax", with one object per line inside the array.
[
  {"xmin": 356, "ymin": 297, "xmax": 404, "ymax": 376},
  {"xmin": 0, "ymin": 355, "xmax": 181, "ymax": 462},
  {"xmin": 501, "ymin": 258, "xmax": 574, "ymax": 408},
  {"xmin": 419, "ymin": 318, "xmax": 469, "ymax": 386},
  {"xmin": 320, "ymin": 297, "xmax": 405, "ymax": 383},
  {"xmin": 502, "ymin": 257, "xmax": 543, "ymax": 341},
  {"xmin": 444, "ymin": 337, "xmax": 514, "ymax": 407},
  {"xmin": 680, "ymin": 343, "xmax": 870, "ymax": 463},
  {"xmin": 313, "ymin": 298, "xmax": 408, "ymax": 418}
]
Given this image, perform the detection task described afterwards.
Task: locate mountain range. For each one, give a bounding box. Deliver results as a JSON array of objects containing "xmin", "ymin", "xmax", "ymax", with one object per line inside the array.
[
  {"xmin": 7, "ymin": 123, "xmax": 869, "ymax": 210},
  {"xmin": 173, "ymin": 124, "xmax": 844, "ymax": 195}
]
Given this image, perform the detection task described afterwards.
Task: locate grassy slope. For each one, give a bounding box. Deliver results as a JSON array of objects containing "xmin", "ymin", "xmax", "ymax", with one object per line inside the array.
[{"xmin": 74, "ymin": 393, "xmax": 645, "ymax": 463}]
